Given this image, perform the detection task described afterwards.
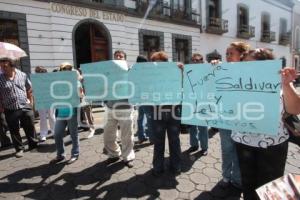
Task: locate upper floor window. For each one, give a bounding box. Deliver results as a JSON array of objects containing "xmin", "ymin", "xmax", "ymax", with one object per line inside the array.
[
  {"xmin": 278, "ymin": 18, "xmax": 290, "ymax": 45},
  {"xmin": 162, "ymin": 0, "xmax": 171, "ymax": 16},
  {"xmin": 173, "ymin": 0, "xmax": 186, "ymax": 12},
  {"xmin": 261, "ymin": 12, "xmax": 270, "ymax": 32},
  {"xmin": 296, "ymin": 28, "xmax": 300, "ymax": 50},
  {"xmin": 238, "ymin": 5, "xmax": 248, "ymax": 28},
  {"xmin": 236, "ymin": 4, "xmax": 254, "ymax": 38},
  {"xmin": 208, "ymin": 0, "xmax": 220, "ymax": 19},
  {"xmin": 174, "ymin": 38, "xmax": 190, "ymax": 63},
  {"xmin": 139, "ymin": 29, "xmax": 164, "ymax": 60},
  {"xmin": 143, "ymin": 35, "xmax": 160, "ymax": 60},
  {"xmin": 261, "ymin": 12, "xmax": 275, "ymax": 42},
  {"xmin": 279, "ymin": 18, "xmax": 287, "ymax": 35},
  {"xmin": 206, "ymin": 0, "xmax": 228, "ymax": 34},
  {"xmin": 191, "ymin": 0, "xmax": 201, "ymax": 24},
  {"xmin": 0, "ymin": 19, "xmax": 19, "ymax": 46}
]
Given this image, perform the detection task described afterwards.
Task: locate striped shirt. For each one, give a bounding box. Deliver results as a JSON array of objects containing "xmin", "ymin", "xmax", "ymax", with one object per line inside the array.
[{"xmin": 0, "ymin": 69, "xmax": 31, "ymax": 110}]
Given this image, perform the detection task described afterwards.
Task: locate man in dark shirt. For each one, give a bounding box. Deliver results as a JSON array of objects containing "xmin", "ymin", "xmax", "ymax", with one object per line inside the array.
[{"xmin": 0, "ymin": 58, "xmax": 38, "ymax": 157}]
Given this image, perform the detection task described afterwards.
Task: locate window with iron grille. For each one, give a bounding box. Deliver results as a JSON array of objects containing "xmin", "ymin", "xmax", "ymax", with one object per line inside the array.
[{"xmin": 0, "ymin": 19, "xmax": 19, "ymax": 46}]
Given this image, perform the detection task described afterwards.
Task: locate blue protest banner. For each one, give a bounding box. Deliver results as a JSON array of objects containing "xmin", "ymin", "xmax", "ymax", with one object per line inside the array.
[
  {"xmin": 128, "ymin": 62, "xmax": 182, "ymax": 105},
  {"xmin": 31, "ymin": 71, "xmax": 80, "ymax": 110},
  {"xmin": 81, "ymin": 60, "xmax": 130, "ymax": 101},
  {"xmin": 181, "ymin": 60, "xmax": 281, "ymax": 135}
]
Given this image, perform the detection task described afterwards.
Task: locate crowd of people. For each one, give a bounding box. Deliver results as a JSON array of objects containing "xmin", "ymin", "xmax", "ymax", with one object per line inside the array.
[{"xmin": 0, "ymin": 42, "xmax": 299, "ymax": 200}]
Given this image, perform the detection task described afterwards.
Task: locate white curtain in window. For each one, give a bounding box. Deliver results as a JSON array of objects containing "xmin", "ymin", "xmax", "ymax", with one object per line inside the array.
[
  {"xmin": 191, "ymin": 0, "xmax": 200, "ymax": 14},
  {"xmin": 163, "ymin": 0, "xmax": 171, "ymax": 6}
]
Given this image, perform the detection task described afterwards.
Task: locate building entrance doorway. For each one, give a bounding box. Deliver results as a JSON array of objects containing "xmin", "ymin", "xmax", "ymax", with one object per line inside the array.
[{"xmin": 74, "ymin": 20, "xmax": 111, "ymax": 68}]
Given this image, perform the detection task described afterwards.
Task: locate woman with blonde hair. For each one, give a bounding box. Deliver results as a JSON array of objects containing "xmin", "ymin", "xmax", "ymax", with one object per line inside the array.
[
  {"xmin": 281, "ymin": 67, "xmax": 300, "ymax": 114},
  {"xmin": 217, "ymin": 41, "xmax": 250, "ymax": 193}
]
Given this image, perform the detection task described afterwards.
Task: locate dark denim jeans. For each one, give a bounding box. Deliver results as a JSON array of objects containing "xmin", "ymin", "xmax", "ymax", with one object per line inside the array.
[
  {"xmin": 136, "ymin": 106, "xmax": 153, "ymax": 141},
  {"xmin": 0, "ymin": 112, "xmax": 11, "ymax": 147},
  {"xmin": 151, "ymin": 105, "xmax": 181, "ymax": 172},
  {"xmin": 189, "ymin": 125, "xmax": 208, "ymax": 150},
  {"xmin": 4, "ymin": 105, "xmax": 38, "ymax": 151},
  {"xmin": 235, "ymin": 141, "xmax": 288, "ymax": 200}
]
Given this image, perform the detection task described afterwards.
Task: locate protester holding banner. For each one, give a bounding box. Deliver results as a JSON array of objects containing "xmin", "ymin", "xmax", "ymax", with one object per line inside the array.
[
  {"xmin": 149, "ymin": 51, "xmax": 182, "ymax": 176},
  {"xmin": 135, "ymin": 55, "xmax": 153, "ymax": 144},
  {"xmin": 103, "ymin": 50, "xmax": 135, "ymax": 168},
  {"xmin": 35, "ymin": 66, "xmax": 56, "ymax": 142},
  {"xmin": 281, "ymin": 67, "xmax": 300, "ymax": 114},
  {"xmin": 76, "ymin": 68, "xmax": 95, "ymax": 139},
  {"xmin": 0, "ymin": 58, "xmax": 38, "ymax": 157},
  {"xmin": 50, "ymin": 63, "xmax": 81, "ymax": 164},
  {"xmin": 216, "ymin": 42, "xmax": 250, "ymax": 195},
  {"xmin": 188, "ymin": 53, "xmax": 209, "ymax": 155},
  {"xmin": 231, "ymin": 48, "xmax": 289, "ymax": 200}
]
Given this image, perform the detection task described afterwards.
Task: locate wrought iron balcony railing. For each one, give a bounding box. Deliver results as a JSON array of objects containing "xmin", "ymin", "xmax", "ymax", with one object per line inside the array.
[
  {"xmin": 206, "ymin": 17, "xmax": 228, "ymax": 35},
  {"xmin": 279, "ymin": 32, "xmax": 290, "ymax": 46},
  {"xmin": 172, "ymin": 8, "xmax": 186, "ymax": 19},
  {"xmin": 237, "ymin": 24, "xmax": 255, "ymax": 39},
  {"xmin": 261, "ymin": 30, "xmax": 276, "ymax": 43},
  {"xmin": 135, "ymin": 0, "xmax": 200, "ymax": 25},
  {"xmin": 191, "ymin": 9, "xmax": 201, "ymax": 24}
]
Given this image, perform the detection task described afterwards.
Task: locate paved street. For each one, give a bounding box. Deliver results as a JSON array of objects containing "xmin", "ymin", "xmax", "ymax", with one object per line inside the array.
[{"xmin": 0, "ymin": 108, "xmax": 299, "ymax": 200}]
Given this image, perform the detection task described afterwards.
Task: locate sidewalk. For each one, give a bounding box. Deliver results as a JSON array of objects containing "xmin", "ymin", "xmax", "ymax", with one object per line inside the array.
[{"xmin": 0, "ymin": 109, "xmax": 299, "ymax": 200}]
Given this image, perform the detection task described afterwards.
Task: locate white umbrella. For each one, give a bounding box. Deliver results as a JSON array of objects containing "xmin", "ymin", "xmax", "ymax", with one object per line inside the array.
[{"xmin": 0, "ymin": 42, "xmax": 27, "ymax": 60}]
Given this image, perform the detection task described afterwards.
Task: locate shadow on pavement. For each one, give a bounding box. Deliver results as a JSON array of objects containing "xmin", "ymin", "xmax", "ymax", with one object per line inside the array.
[
  {"xmin": 134, "ymin": 141, "xmax": 153, "ymax": 152},
  {"xmin": 181, "ymin": 149, "xmax": 204, "ymax": 173},
  {"xmin": 0, "ymin": 162, "xmax": 65, "ymax": 194},
  {"xmin": 208, "ymin": 128, "xmax": 219, "ymax": 139},
  {"xmin": 36, "ymin": 143, "xmax": 56, "ymax": 153},
  {"xmin": 0, "ymin": 152, "xmax": 15, "ymax": 161},
  {"xmin": 0, "ymin": 155, "xmax": 179, "ymax": 200},
  {"xmin": 194, "ymin": 180, "xmax": 242, "ymax": 200}
]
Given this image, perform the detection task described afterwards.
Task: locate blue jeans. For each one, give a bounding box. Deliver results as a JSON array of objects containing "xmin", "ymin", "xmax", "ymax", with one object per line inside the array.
[
  {"xmin": 219, "ymin": 128, "xmax": 241, "ymax": 186},
  {"xmin": 136, "ymin": 106, "xmax": 152, "ymax": 141},
  {"xmin": 189, "ymin": 125, "xmax": 208, "ymax": 150},
  {"xmin": 54, "ymin": 114, "xmax": 79, "ymax": 157},
  {"xmin": 151, "ymin": 105, "xmax": 181, "ymax": 171}
]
